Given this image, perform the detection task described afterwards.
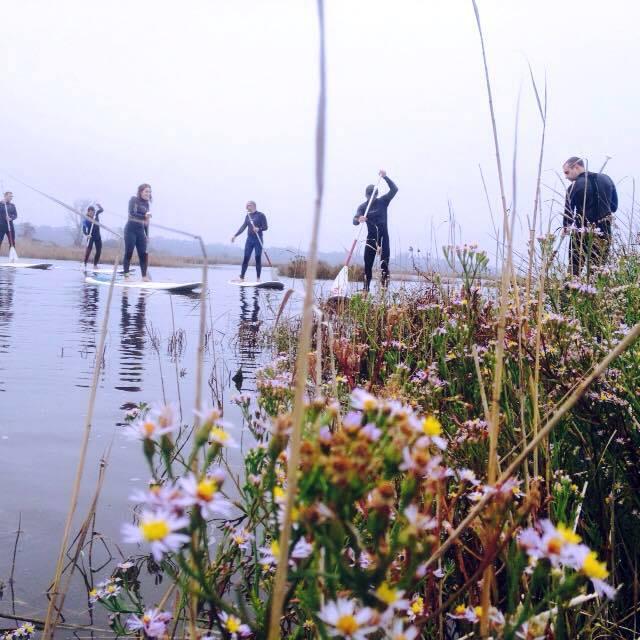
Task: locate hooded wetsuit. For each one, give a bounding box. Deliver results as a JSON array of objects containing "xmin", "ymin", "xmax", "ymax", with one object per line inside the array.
[{"xmin": 352, "ymin": 176, "xmax": 398, "ymax": 290}]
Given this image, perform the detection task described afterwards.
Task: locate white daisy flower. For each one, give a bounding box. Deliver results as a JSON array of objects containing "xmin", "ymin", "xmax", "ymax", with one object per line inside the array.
[
  {"xmin": 209, "ymin": 424, "xmax": 239, "ymax": 448},
  {"xmin": 122, "ymin": 510, "xmax": 190, "ymax": 562},
  {"xmin": 386, "ymin": 617, "xmax": 419, "ymax": 640},
  {"xmin": 177, "ymin": 472, "xmax": 232, "ymax": 518},
  {"xmin": 318, "ymin": 598, "xmax": 375, "ymax": 640},
  {"xmin": 374, "ymin": 583, "xmax": 410, "ymax": 612},
  {"xmin": 219, "ymin": 611, "xmax": 251, "ymax": 638},
  {"xmin": 351, "ymin": 388, "xmax": 379, "ymax": 413}
]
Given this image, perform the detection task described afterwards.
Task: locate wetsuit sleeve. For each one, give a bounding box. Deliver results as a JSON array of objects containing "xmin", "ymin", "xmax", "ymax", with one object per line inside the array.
[
  {"xmin": 96, "ymin": 206, "xmax": 104, "ymax": 219},
  {"xmin": 353, "ymin": 203, "xmax": 365, "ymax": 226},
  {"xmin": 379, "ymin": 176, "xmax": 398, "ymax": 204},
  {"xmin": 128, "ymin": 197, "xmax": 136, "ymax": 216},
  {"xmin": 82, "ymin": 219, "xmax": 90, "ymax": 235},
  {"xmin": 235, "ymin": 216, "xmax": 248, "ymax": 237},
  {"xmin": 258, "ymin": 213, "xmax": 268, "ymax": 232},
  {"xmin": 563, "ymin": 189, "xmax": 573, "ymax": 228},
  {"xmin": 609, "ymin": 177, "xmax": 618, "ymax": 213}
]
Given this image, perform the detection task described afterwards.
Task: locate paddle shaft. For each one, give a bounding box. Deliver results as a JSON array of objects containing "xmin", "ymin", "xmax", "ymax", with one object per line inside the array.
[{"xmin": 344, "ymin": 175, "xmax": 382, "ymax": 267}]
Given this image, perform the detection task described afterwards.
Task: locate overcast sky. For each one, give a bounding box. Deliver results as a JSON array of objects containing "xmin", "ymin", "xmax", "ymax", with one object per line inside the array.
[{"xmin": 3, "ymin": 0, "xmax": 639, "ymax": 261}]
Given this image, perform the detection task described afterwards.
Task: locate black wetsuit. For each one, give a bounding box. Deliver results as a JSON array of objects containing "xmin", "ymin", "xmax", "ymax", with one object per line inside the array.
[
  {"xmin": 82, "ymin": 207, "xmax": 104, "ymax": 267},
  {"xmin": 124, "ymin": 197, "xmax": 149, "ymax": 276},
  {"xmin": 563, "ymin": 171, "xmax": 618, "ymax": 275},
  {"xmin": 235, "ymin": 212, "xmax": 268, "ymax": 279},
  {"xmin": 353, "ymin": 176, "xmax": 398, "ymax": 290},
  {"xmin": 0, "ymin": 202, "xmax": 17, "ymax": 249}
]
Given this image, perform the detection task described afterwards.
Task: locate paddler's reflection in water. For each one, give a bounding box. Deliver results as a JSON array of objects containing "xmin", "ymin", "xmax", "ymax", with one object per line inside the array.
[
  {"xmin": 74, "ymin": 283, "xmax": 100, "ymax": 389},
  {"xmin": 0, "ymin": 269, "xmax": 15, "ymax": 392},
  {"xmin": 233, "ymin": 288, "xmax": 261, "ymax": 392},
  {"xmin": 116, "ymin": 289, "xmax": 147, "ymax": 392}
]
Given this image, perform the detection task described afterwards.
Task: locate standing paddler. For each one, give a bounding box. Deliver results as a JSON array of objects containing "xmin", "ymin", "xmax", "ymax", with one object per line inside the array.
[
  {"xmin": 82, "ymin": 203, "xmax": 104, "ymax": 269},
  {"xmin": 353, "ymin": 169, "xmax": 398, "ymax": 291},
  {"xmin": 124, "ymin": 184, "xmax": 152, "ymax": 281},
  {"xmin": 0, "ymin": 192, "xmax": 18, "ymax": 259},
  {"xmin": 230, "ymin": 201, "xmax": 269, "ymax": 282}
]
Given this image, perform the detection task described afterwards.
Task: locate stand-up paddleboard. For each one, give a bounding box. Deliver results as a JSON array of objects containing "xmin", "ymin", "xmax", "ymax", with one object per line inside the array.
[
  {"xmin": 228, "ymin": 279, "xmax": 284, "ymax": 290},
  {"xmin": 85, "ymin": 275, "xmax": 201, "ymax": 293},
  {"xmin": 89, "ymin": 267, "xmax": 135, "ymax": 275},
  {"xmin": 0, "ymin": 261, "xmax": 52, "ymax": 270}
]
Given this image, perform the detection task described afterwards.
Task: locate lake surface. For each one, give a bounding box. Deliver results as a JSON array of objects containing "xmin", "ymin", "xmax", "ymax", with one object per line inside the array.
[{"xmin": 0, "ymin": 260, "xmax": 312, "ymax": 632}]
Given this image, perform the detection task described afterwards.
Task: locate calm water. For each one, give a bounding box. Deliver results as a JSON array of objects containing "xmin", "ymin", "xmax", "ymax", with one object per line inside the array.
[{"xmin": 0, "ymin": 260, "xmax": 308, "ymax": 631}]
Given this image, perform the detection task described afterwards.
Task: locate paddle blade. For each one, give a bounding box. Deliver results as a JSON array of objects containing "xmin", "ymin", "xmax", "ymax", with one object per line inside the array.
[
  {"xmin": 269, "ymin": 266, "xmax": 279, "ymax": 281},
  {"xmin": 329, "ymin": 265, "xmax": 349, "ymax": 299},
  {"xmin": 9, "ymin": 247, "xmax": 18, "ymax": 262}
]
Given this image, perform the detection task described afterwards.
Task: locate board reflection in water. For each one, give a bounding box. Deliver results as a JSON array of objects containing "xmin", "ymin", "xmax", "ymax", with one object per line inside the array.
[{"xmin": 117, "ymin": 289, "xmax": 148, "ymax": 392}]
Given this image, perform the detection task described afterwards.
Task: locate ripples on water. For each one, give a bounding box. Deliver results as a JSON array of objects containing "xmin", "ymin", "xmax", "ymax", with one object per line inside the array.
[{"xmin": 0, "ymin": 261, "xmax": 302, "ymax": 624}]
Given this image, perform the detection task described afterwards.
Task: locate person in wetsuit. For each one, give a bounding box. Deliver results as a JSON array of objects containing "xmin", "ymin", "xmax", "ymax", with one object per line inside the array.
[
  {"xmin": 82, "ymin": 203, "xmax": 104, "ymax": 269},
  {"xmin": 124, "ymin": 184, "xmax": 151, "ymax": 280},
  {"xmin": 353, "ymin": 170, "xmax": 398, "ymax": 291},
  {"xmin": 562, "ymin": 157, "xmax": 618, "ymax": 276},
  {"xmin": 0, "ymin": 192, "xmax": 18, "ymax": 252},
  {"xmin": 231, "ymin": 201, "xmax": 268, "ymax": 281}
]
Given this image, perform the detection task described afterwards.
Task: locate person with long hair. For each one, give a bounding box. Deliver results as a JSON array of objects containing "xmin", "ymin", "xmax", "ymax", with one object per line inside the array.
[{"xmin": 124, "ymin": 184, "xmax": 151, "ymax": 280}]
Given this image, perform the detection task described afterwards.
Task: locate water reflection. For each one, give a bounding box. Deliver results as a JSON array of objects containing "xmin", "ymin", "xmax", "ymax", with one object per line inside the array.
[
  {"xmin": 233, "ymin": 288, "xmax": 261, "ymax": 391},
  {"xmin": 116, "ymin": 289, "xmax": 148, "ymax": 392},
  {"xmin": 75, "ymin": 284, "xmax": 99, "ymax": 389},
  {"xmin": 0, "ymin": 269, "xmax": 15, "ymax": 392}
]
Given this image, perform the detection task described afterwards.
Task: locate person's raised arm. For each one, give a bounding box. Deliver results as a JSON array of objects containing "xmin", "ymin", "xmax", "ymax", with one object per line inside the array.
[
  {"xmin": 231, "ymin": 216, "xmax": 249, "ymax": 243},
  {"xmin": 379, "ymin": 170, "xmax": 398, "ymax": 203}
]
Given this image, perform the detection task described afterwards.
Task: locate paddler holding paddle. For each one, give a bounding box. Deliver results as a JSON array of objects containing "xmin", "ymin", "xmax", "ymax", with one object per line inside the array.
[
  {"xmin": 231, "ymin": 201, "xmax": 269, "ymax": 282},
  {"xmin": 82, "ymin": 203, "xmax": 104, "ymax": 269},
  {"xmin": 353, "ymin": 169, "xmax": 398, "ymax": 292},
  {"xmin": 0, "ymin": 192, "xmax": 19, "ymax": 261}
]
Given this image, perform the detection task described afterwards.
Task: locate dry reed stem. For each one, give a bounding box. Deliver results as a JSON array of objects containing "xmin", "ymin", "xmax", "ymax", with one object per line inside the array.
[
  {"xmin": 267, "ymin": 1, "xmax": 325, "ymax": 637},
  {"xmin": 421, "ymin": 318, "xmax": 640, "ymax": 575}
]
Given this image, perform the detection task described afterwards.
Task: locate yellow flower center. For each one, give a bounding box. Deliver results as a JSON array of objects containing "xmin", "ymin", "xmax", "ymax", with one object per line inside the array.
[
  {"xmin": 362, "ymin": 398, "xmax": 378, "ymax": 412},
  {"xmin": 582, "ymin": 551, "xmax": 609, "ymax": 580},
  {"xmin": 273, "ymin": 486, "xmax": 285, "ymax": 500},
  {"xmin": 270, "ymin": 540, "xmax": 280, "ymax": 558},
  {"xmin": 196, "ymin": 478, "xmax": 217, "ymax": 502},
  {"xmin": 376, "ymin": 582, "xmax": 399, "ymax": 605},
  {"xmin": 140, "ymin": 519, "xmax": 170, "ymax": 542},
  {"xmin": 422, "ymin": 416, "xmax": 442, "ymax": 437},
  {"xmin": 411, "ymin": 596, "xmax": 424, "ymax": 614},
  {"xmin": 143, "ymin": 615, "xmax": 151, "ymax": 624},
  {"xmin": 210, "ymin": 427, "xmax": 229, "ymax": 443},
  {"xmin": 454, "ymin": 604, "xmax": 466, "ymax": 615},
  {"xmin": 89, "ymin": 589, "xmax": 98, "ymax": 598},
  {"xmin": 225, "ymin": 616, "xmax": 242, "ymax": 633},
  {"xmin": 336, "ymin": 614, "xmax": 359, "ymax": 635},
  {"xmin": 233, "ymin": 533, "xmax": 247, "ymax": 545},
  {"xmin": 547, "ymin": 537, "xmax": 564, "ymax": 555},
  {"xmin": 557, "ymin": 523, "xmax": 581, "ymax": 545},
  {"xmin": 106, "ymin": 584, "xmax": 117, "ymax": 593},
  {"xmin": 142, "ymin": 421, "xmax": 156, "ymax": 437},
  {"xmin": 474, "ymin": 606, "xmax": 483, "ymax": 618}
]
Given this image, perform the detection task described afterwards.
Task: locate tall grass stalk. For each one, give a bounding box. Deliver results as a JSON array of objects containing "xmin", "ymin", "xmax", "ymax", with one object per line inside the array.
[{"xmin": 267, "ymin": 1, "xmax": 325, "ymax": 637}]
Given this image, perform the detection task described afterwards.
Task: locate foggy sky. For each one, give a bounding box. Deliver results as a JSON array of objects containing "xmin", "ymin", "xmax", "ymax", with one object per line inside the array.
[{"xmin": 3, "ymin": 0, "xmax": 640, "ymax": 262}]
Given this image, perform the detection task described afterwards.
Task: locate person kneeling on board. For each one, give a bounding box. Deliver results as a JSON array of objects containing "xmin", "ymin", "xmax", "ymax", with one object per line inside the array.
[
  {"xmin": 124, "ymin": 184, "xmax": 151, "ymax": 281},
  {"xmin": 353, "ymin": 170, "xmax": 398, "ymax": 292},
  {"xmin": 82, "ymin": 204, "xmax": 104, "ymax": 269},
  {"xmin": 231, "ymin": 201, "xmax": 268, "ymax": 282},
  {"xmin": 0, "ymin": 192, "xmax": 18, "ymax": 254}
]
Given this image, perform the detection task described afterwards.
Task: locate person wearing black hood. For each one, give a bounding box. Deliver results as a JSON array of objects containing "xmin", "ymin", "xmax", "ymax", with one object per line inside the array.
[
  {"xmin": 562, "ymin": 157, "xmax": 618, "ymax": 276},
  {"xmin": 231, "ymin": 200, "xmax": 268, "ymax": 281},
  {"xmin": 353, "ymin": 170, "xmax": 398, "ymax": 291},
  {"xmin": 124, "ymin": 183, "xmax": 151, "ymax": 280}
]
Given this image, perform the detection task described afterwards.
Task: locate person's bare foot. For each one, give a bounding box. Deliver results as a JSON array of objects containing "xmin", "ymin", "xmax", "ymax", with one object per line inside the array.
[{"xmin": 142, "ymin": 275, "xmax": 151, "ymax": 282}]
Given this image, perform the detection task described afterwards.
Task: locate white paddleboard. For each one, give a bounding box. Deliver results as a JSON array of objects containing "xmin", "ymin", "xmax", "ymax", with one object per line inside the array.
[
  {"xmin": 0, "ymin": 261, "xmax": 52, "ymax": 270},
  {"xmin": 85, "ymin": 276, "xmax": 201, "ymax": 293},
  {"xmin": 328, "ymin": 265, "xmax": 349, "ymax": 300},
  {"xmin": 228, "ymin": 279, "xmax": 284, "ymax": 290},
  {"xmin": 89, "ymin": 267, "xmax": 135, "ymax": 275}
]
